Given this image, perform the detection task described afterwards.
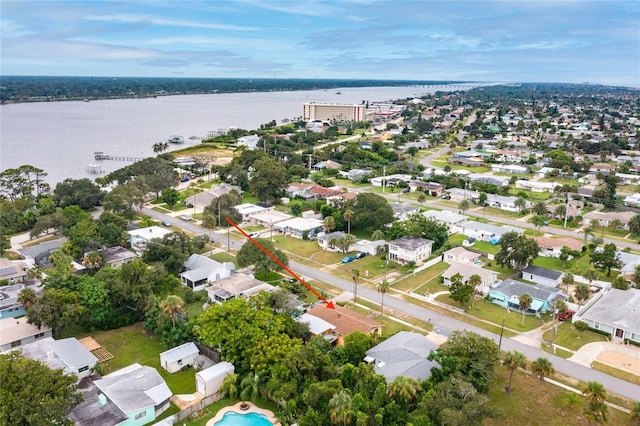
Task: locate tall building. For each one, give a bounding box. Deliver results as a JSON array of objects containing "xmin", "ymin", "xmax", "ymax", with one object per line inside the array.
[{"xmin": 303, "ymin": 102, "xmax": 367, "ymax": 122}]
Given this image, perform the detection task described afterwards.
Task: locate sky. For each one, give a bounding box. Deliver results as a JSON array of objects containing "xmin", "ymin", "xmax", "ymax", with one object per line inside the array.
[{"xmin": 2, "ymin": 1, "xmax": 639, "ymax": 86}]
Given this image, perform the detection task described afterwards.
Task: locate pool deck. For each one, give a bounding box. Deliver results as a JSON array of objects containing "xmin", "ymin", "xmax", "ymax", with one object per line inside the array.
[{"xmin": 206, "ymin": 401, "xmax": 280, "ymax": 426}]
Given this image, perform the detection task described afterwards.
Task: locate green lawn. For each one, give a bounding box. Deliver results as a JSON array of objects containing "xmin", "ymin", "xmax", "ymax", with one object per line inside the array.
[
  {"xmin": 482, "ymin": 260, "xmax": 516, "ymax": 281},
  {"xmin": 334, "ymin": 254, "xmax": 398, "ymax": 279},
  {"xmin": 82, "ymin": 323, "xmax": 196, "ymax": 395},
  {"xmin": 448, "ymin": 234, "xmax": 501, "ymax": 255},
  {"xmin": 271, "ymin": 235, "xmax": 321, "ymax": 258},
  {"xmin": 395, "ymin": 262, "xmax": 449, "ymax": 293},
  {"xmin": 210, "ymin": 252, "xmax": 237, "ymax": 265},
  {"xmin": 541, "ymin": 321, "xmax": 608, "ymax": 351},
  {"xmin": 466, "ymin": 299, "xmax": 549, "ymax": 332},
  {"xmin": 591, "ymin": 361, "xmax": 640, "ymax": 386}
]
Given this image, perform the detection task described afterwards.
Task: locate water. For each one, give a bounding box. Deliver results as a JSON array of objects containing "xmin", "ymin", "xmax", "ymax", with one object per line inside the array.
[
  {"xmin": 214, "ymin": 411, "xmax": 273, "ymax": 426},
  {"xmin": 1, "ymin": 85, "xmax": 451, "ymax": 186}
]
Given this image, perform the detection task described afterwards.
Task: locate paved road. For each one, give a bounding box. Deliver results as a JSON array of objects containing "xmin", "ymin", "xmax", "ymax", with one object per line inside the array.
[{"xmin": 141, "ymin": 206, "xmax": 640, "ymax": 401}]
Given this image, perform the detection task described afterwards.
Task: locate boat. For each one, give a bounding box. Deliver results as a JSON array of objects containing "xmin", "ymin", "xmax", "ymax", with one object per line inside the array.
[
  {"xmin": 167, "ymin": 135, "xmax": 184, "ymax": 144},
  {"xmin": 336, "ymin": 91, "xmax": 342, "ymax": 94}
]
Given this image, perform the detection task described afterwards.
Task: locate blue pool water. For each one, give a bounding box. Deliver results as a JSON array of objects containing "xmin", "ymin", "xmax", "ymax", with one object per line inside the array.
[{"xmin": 214, "ymin": 411, "xmax": 274, "ymax": 426}]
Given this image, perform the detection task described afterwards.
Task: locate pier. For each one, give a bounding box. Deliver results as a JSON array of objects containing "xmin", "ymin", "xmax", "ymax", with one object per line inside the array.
[{"xmin": 94, "ymin": 152, "xmax": 143, "ymax": 162}]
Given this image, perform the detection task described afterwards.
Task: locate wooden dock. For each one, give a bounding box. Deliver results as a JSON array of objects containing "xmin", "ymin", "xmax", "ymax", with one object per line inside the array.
[{"xmin": 94, "ymin": 151, "xmax": 143, "ymax": 161}]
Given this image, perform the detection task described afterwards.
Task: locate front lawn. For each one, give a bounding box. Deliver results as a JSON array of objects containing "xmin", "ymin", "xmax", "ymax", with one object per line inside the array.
[
  {"xmin": 467, "ymin": 299, "xmax": 549, "ymax": 332},
  {"xmin": 271, "ymin": 235, "xmax": 321, "ymax": 258},
  {"xmin": 394, "ymin": 262, "xmax": 449, "ymax": 293},
  {"xmin": 541, "ymin": 321, "xmax": 609, "ymax": 351}
]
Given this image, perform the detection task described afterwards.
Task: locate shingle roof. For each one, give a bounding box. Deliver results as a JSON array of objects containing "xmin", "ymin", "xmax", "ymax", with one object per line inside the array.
[
  {"xmin": 365, "ymin": 331, "xmax": 439, "ymax": 382},
  {"xmin": 389, "ymin": 236, "xmax": 433, "ymax": 251},
  {"xmin": 306, "ymin": 304, "xmax": 382, "ymax": 337},
  {"xmin": 580, "ymin": 288, "xmax": 640, "ymax": 333},
  {"xmin": 522, "ymin": 264, "xmax": 563, "ymax": 280}
]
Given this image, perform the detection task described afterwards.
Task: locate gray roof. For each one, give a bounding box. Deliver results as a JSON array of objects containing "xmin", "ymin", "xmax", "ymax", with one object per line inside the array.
[
  {"xmin": 364, "ymin": 331, "xmax": 439, "ymax": 382},
  {"xmin": 492, "ymin": 279, "xmax": 563, "ymax": 302},
  {"xmin": 51, "ymin": 338, "xmax": 99, "ymax": 367},
  {"xmin": 389, "ymin": 236, "xmax": 433, "ymax": 251},
  {"xmin": 17, "ymin": 238, "xmax": 65, "ymax": 260},
  {"xmin": 461, "ymin": 220, "xmax": 523, "ymax": 236},
  {"xmin": 522, "ymin": 264, "xmax": 562, "ymax": 280},
  {"xmin": 389, "ymin": 202, "xmax": 420, "ymax": 216},
  {"xmin": 196, "ymin": 361, "xmax": 235, "ymax": 383},
  {"xmin": 317, "ymin": 231, "xmax": 346, "ymax": 242},
  {"xmin": 95, "ymin": 363, "xmax": 172, "ymax": 415},
  {"xmin": 159, "ymin": 342, "xmax": 198, "ymax": 364},
  {"xmin": 422, "ymin": 210, "xmax": 467, "ymax": 224},
  {"xmin": 580, "ymin": 288, "xmax": 640, "ymax": 333}
]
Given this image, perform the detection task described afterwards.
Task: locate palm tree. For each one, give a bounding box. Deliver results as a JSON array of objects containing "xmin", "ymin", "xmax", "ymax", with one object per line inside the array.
[
  {"xmin": 220, "ymin": 373, "xmax": 239, "ymax": 399},
  {"xmin": 468, "ymin": 274, "xmax": 482, "ymax": 307},
  {"xmin": 328, "ymin": 237, "xmax": 338, "ymax": 250},
  {"xmin": 583, "ymin": 267, "xmax": 598, "ymax": 287},
  {"xmin": 514, "ymin": 196, "xmax": 528, "ymax": 214},
  {"xmin": 583, "ymin": 381, "xmax": 608, "ymax": 425},
  {"xmin": 630, "ymin": 402, "xmax": 640, "ymax": 426},
  {"xmin": 575, "ymin": 283, "xmax": 590, "ymax": 308},
  {"xmin": 582, "ymin": 225, "xmax": 595, "ymax": 243},
  {"xmin": 388, "ymin": 375, "xmax": 421, "ymax": 405},
  {"xmin": 518, "ymin": 293, "xmax": 532, "ymax": 327},
  {"xmin": 554, "ymin": 204, "xmax": 567, "ymax": 221},
  {"xmin": 240, "ymin": 373, "xmax": 260, "ymax": 403},
  {"xmin": 18, "ymin": 288, "xmax": 37, "ymax": 311},
  {"xmin": 377, "ymin": 279, "xmax": 390, "ymax": 317},
  {"xmin": 608, "ymin": 218, "xmax": 623, "ymax": 232},
  {"xmin": 629, "ymin": 214, "xmax": 640, "ymax": 235},
  {"xmin": 160, "ymin": 295, "xmax": 184, "ymax": 328},
  {"xmin": 559, "ymin": 391, "xmax": 583, "ymax": 409},
  {"xmin": 561, "ymin": 272, "xmax": 574, "ymax": 292},
  {"xmin": 503, "ymin": 350, "xmax": 527, "ymax": 395},
  {"xmin": 417, "ymin": 193, "xmax": 426, "ymax": 207},
  {"xmin": 351, "ymin": 268, "xmax": 360, "ymax": 305},
  {"xmin": 323, "ymin": 216, "xmax": 336, "ymax": 233},
  {"xmin": 329, "ymin": 389, "xmax": 354, "ymax": 425},
  {"xmin": 529, "ymin": 215, "xmax": 547, "ymax": 235},
  {"xmin": 343, "ymin": 209, "xmax": 355, "ymax": 234},
  {"xmin": 82, "ymin": 250, "xmax": 103, "ymax": 274},
  {"xmin": 343, "ymin": 234, "xmax": 356, "ymax": 252},
  {"xmin": 531, "ymin": 201, "xmax": 548, "ymax": 216},
  {"xmin": 531, "ymin": 357, "xmax": 555, "ymax": 382},
  {"xmin": 458, "ymin": 198, "xmax": 470, "ymax": 213}
]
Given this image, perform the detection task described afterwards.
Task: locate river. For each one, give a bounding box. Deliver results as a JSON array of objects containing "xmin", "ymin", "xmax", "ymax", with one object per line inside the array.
[{"xmin": 1, "ymin": 84, "xmax": 460, "ymax": 186}]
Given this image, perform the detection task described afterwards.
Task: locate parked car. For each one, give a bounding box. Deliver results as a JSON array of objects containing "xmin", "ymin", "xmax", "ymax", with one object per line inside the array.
[
  {"xmin": 180, "ymin": 214, "xmax": 192, "ymax": 221},
  {"xmin": 558, "ymin": 310, "xmax": 575, "ymax": 321},
  {"xmin": 161, "ymin": 220, "xmax": 172, "ymax": 227},
  {"xmin": 342, "ymin": 255, "xmax": 356, "ymax": 263},
  {"xmin": 249, "ymin": 232, "xmax": 261, "ymax": 238},
  {"xmin": 402, "ymin": 187, "xmax": 410, "ymax": 193},
  {"xmin": 355, "ymin": 251, "xmax": 367, "ymax": 259},
  {"xmin": 462, "ymin": 238, "xmax": 475, "ymax": 247}
]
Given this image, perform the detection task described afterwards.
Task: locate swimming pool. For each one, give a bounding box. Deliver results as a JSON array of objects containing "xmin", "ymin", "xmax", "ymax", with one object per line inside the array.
[{"xmin": 214, "ymin": 411, "xmax": 274, "ymax": 426}]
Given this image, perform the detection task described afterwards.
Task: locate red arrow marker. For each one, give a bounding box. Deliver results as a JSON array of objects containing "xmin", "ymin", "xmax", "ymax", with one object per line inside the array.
[{"xmin": 225, "ymin": 217, "xmax": 335, "ymax": 309}]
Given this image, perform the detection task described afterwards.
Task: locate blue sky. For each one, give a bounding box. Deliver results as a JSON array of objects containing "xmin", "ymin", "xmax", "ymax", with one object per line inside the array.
[{"xmin": 2, "ymin": 1, "xmax": 639, "ymax": 85}]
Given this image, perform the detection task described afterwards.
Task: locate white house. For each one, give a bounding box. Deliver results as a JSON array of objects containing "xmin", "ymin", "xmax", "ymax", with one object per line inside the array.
[
  {"xmin": 521, "ymin": 265, "xmax": 563, "ymax": 288},
  {"xmin": 441, "ymin": 261, "xmax": 498, "ymax": 295},
  {"xmin": 127, "ymin": 226, "xmax": 173, "ymax": 254},
  {"xmin": 15, "ymin": 337, "xmax": 98, "ymax": 379},
  {"xmin": 179, "ymin": 254, "xmax": 235, "ymax": 291},
  {"xmin": 389, "ymin": 202, "xmax": 421, "ymax": 220},
  {"xmin": 460, "ymin": 221, "xmax": 523, "ymax": 242},
  {"xmin": 237, "ymin": 134, "xmax": 260, "ymax": 150},
  {"xmin": 490, "ymin": 164, "xmax": 528, "ymax": 174},
  {"xmin": 442, "ymin": 247, "xmax": 483, "ymax": 266},
  {"xmin": 159, "ymin": 342, "xmax": 199, "ymax": 374},
  {"xmin": 623, "ymin": 193, "xmax": 640, "ymax": 207},
  {"xmin": 206, "ymin": 273, "xmax": 274, "ymax": 304},
  {"xmin": 576, "ymin": 288, "xmax": 640, "ymax": 344},
  {"xmin": 422, "ymin": 210, "xmax": 468, "ymax": 234},
  {"xmin": 196, "ymin": 362, "xmax": 235, "ymax": 397},
  {"xmin": 583, "ymin": 211, "xmax": 636, "ymax": 229},
  {"xmin": 533, "ymin": 236, "xmax": 584, "ymax": 258},
  {"xmin": 317, "ymin": 231, "xmax": 347, "ymax": 250},
  {"xmin": 388, "ymin": 236, "xmax": 433, "ymax": 265},
  {"xmin": 515, "ymin": 180, "xmax": 557, "ymax": 193},
  {"xmin": 0, "ymin": 317, "xmax": 51, "ymax": 351},
  {"xmin": 234, "ymin": 203, "xmax": 273, "ymax": 222},
  {"xmin": 274, "ymin": 217, "xmax": 324, "ymax": 239}
]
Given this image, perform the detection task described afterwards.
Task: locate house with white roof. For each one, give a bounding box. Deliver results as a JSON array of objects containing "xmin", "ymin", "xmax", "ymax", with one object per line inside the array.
[
  {"xmin": 248, "ymin": 210, "xmax": 293, "ymax": 228},
  {"xmin": 388, "ymin": 236, "xmax": 433, "ymax": 265},
  {"xmin": 515, "ymin": 180, "xmax": 557, "ymax": 193},
  {"xmin": 364, "ymin": 331, "xmax": 440, "ymax": 382},
  {"xmin": 623, "ymin": 193, "xmax": 640, "ymax": 208},
  {"xmin": 234, "ymin": 203, "xmax": 274, "ymax": 222},
  {"xmin": 14, "ymin": 336, "xmax": 98, "ymax": 379},
  {"xmin": 196, "ymin": 362, "xmax": 235, "ymax": 398},
  {"xmin": 127, "ymin": 226, "xmax": 173, "ymax": 254},
  {"xmin": 0, "ymin": 258, "xmax": 28, "ymax": 284},
  {"xmin": 179, "ymin": 253, "xmax": 235, "ymax": 291},
  {"xmin": 0, "ymin": 280, "xmax": 43, "ymax": 319},
  {"xmin": 422, "ymin": 210, "xmax": 468, "ymax": 234},
  {"xmin": 237, "ymin": 134, "xmax": 260, "ymax": 150},
  {"xmin": 575, "ymin": 288, "xmax": 640, "ymax": 344},
  {"xmin": 205, "ymin": 273, "xmax": 274, "ymax": 304},
  {"xmin": 583, "ymin": 210, "xmax": 636, "ymax": 229},
  {"xmin": 490, "ymin": 164, "xmax": 528, "ymax": 174},
  {"xmin": 441, "ymin": 261, "xmax": 498, "ymax": 295},
  {"xmin": 273, "ymin": 217, "xmax": 324, "ymax": 239},
  {"xmin": 0, "ymin": 317, "xmax": 52, "ymax": 351},
  {"xmin": 460, "ymin": 221, "xmax": 523, "ymax": 242}
]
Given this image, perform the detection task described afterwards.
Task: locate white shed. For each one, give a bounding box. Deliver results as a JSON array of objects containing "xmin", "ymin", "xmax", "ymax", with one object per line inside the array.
[
  {"xmin": 159, "ymin": 342, "xmax": 199, "ymax": 373},
  {"xmin": 196, "ymin": 362, "xmax": 235, "ymax": 397}
]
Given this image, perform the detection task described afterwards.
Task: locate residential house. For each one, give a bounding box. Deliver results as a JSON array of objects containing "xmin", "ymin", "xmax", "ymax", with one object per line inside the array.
[
  {"xmin": 515, "ymin": 180, "xmax": 557, "ymax": 193},
  {"xmin": 460, "ymin": 221, "xmax": 523, "ymax": 242},
  {"xmin": 308, "ymin": 185, "xmax": 343, "ymax": 200},
  {"xmin": 326, "ymin": 191, "xmax": 358, "ymax": 208},
  {"xmin": 533, "ymin": 236, "xmax": 584, "ymax": 258},
  {"xmin": 583, "ymin": 211, "xmax": 636, "ymax": 229},
  {"xmin": 159, "ymin": 342, "xmax": 199, "ymax": 374},
  {"xmin": 341, "ymin": 168, "xmax": 370, "ymax": 182},
  {"xmin": 415, "ymin": 181, "xmax": 445, "ymax": 196},
  {"xmin": 0, "ymin": 317, "xmax": 52, "ymax": 351},
  {"xmin": 0, "ymin": 279, "xmax": 43, "ymax": 319},
  {"xmin": 388, "ymin": 236, "xmax": 433, "ymax": 265},
  {"xmin": 575, "ymin": 288, "xmax": 640, "ymax": 344},
  {"xmin": 493, "ymin": 150, "xmax": 530, "ymax": 164},
  {"xmin": 71, "ymin": 363, "xmax": 172, "ymax": 426},
  {"xmin": 448, "ymin": 157, "xmax": 485, "ymax": 167},
  {"xmin": 535, "ymin": 167, "xmax": 559, "ymax": 178},
  {"xmin": 0, "ymin": 258, "xmax": 28, "ymax": 284},
  {"xmin": 351, "ymin": 239, "xmax": 388, "ymax": 256},
  {"xmin": 468, "ymin": 173, "xmax": 510, "ymax": 187},
  {"xmin": 488, "ymin": 279, "xmax": 567, "ymax": 314},
  {"xmin": 521, "ymin": 265, "xmax": 563, "ymax": 288},
  {"xmin": 205, "ymin": 273, "xmax": 274, "ymax": 304},
  {"xmin": 297, "ymin": 312, "xmax": 338, "ymax": 344},
  {"xmin": 371, "ymin": 174, "xmax": 412, "ymax": 188},
  {"xmin": 485, "ymin": 193, "xmax": 530, "ymax": 212},
  {"xmin": 248, "ymin": 210, "xmax": 292, "ymax": 228},
  {"xmin": 304, "ymin": 304, "xmax": 383, "ymax": 347},
  {"xmin": 179, "ymin": 254, "xmax": 235, "ymax": 291},
  {"xmin": 17, "ymin": 237, "xmax": 65, "ymax": 266},
  {"xmin": 389, "ymin": 202, "xmax": 421, "ymax": 220},
  {"xmin": 312, "ymin": 160, "xmax": 342, "ymax": 171},
  {"xmin": 234, "ymin": 203, "xmax": 274, "ymax": 222},
  {"xmin": 441, "ymin": 261, "xmax": 498, "ymax": 295},
  {"xmin": 317, "ymin": 231, "xmax": 347, "ymax": 251},
  {"xmin": 16, "ymin": 336, "xmax": 98, "ymax": 379},
  {"xmin": 274, "ymin": 217, "xmax": 324, "ymax": 239},
  {"xmin": 588, "ymin": 163, "xmax": 616, "ymax": 175},
  {"xmin": 446, "ymin": 187, "xmax": 480, "ymax": 203},
  {"xmin": 490, "ymin": 164, "xmax": 529, "ymax": 174},
  {"xmin": 127, "ymin": 226, "xmax": 173, "ymax": 254},
  {"xmin": 184, "ymin": 184, "xmax": 242, "ymax": 212},
  {"xmin": 422, "ymin": 210, "xmax": 468, "ymax": 234},
  {"xmin": 96, "ymin": 246, "xmax": 137, "ymax": 268},
  {"xmin": 442, "ymin": 246, "xmax": 483, "ymax": 266},
  {"xmin": 237, "ymin": 134, "xmax": 260, "ymax": 150},
  {"xmin": 364, "ymin": 331, "xmax": 440, "ymax": 382}
]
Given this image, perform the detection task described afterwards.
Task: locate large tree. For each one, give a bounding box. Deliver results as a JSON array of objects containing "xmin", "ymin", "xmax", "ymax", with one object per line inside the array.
[
  {"xmin": 237, "ymin": 237, "xmax": 288, "ymax": 277},
  {"xmin": 449, "ymin": 273, "xmax": 474, "ymax": 310},
  {"xmin": 387, "ymin": 212, "xmax": 449, "ymax": 251},
  {"xmin": 203, "ymin": 190, "xmax": 243, "ymax": 227},
  {"xmin": 495, "ymin": 232, "xmax": 540, "ymax": 271},
  {"xmin": 428, "ymin": 330, "xmax": 500, "ymax": 393},
  {"xmin": 351, "ymin": 193, "xmax": 394, "ymax": 233},
  {"xmin": 0, "ymin": 352, "xmax": 82, "ymax": 426},
  {"xmin": 249, "ymin": 157, "xmax": 288, "ymax": 203},
  {"xmin": 591, "ymin": 243, "xmax": 622, "ymax": 277},
  {"xmin": 54, "ymin": 178, "xmax": 105, "ymax": 209}
]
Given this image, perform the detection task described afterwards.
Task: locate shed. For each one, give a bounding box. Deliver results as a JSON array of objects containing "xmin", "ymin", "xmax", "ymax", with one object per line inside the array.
[
  {"xmin": 159, "ymin": 342, "xmax": 199, "ymax": 374},
  {"xmin": 196, "ymin": 362, "xmax": 235, "ymax": 397}
]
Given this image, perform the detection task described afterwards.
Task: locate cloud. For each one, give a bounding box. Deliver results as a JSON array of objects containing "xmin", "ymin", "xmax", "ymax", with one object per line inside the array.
[{"xmin": 85, "ymin": 13, "xmax": 259, "ymax": 32}]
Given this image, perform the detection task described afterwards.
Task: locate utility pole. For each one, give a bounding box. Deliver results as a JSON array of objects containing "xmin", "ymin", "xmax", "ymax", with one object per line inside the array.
[
  {"xmin": 563, "ymin": 193, "xmax": 569, "ymax": 228},
  {"xmin": 382, "ymin": 166, "xmax": 386, "ymax": 193}
]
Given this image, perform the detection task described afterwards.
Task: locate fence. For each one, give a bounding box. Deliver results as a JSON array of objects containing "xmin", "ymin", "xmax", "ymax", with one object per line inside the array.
[
  {"xmin": 413, "ymin": 256, "xmax": 443, "ymax": 274},
  {"xmin": 157, "ymin": 393, "xmax": 224, "ymax": 425}
]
